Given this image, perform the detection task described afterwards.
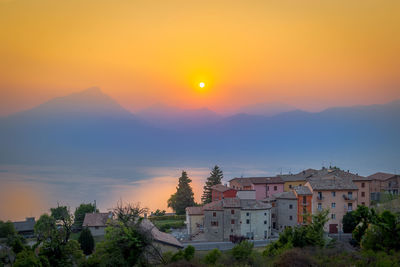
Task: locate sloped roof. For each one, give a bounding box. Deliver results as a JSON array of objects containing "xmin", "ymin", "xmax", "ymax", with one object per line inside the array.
[
  {"xmin": 293, "ymin": 185, "xmax": 312, "ymax": 195},
  {"xmin": 280, "ymin": 168, "xmax": 318, "ymax": 182},
  {"xmin": 229, "ymin": 178, "xmax": 253, "ymax": 187},
  {"xmin": 140, "ymin": 219, "xmax": 183, "ymax": 248},
  {"xmin": 240, "ymin": 199, "xmax": 272, "ymax": 210},
  {"xmin": 222, "ymin": 198, "xmax": 241, "ymax": 208},
  {"xmin": 203, "ymin": 200, "xmax": 223, "ymax": 211},
  {"xmin": 13, "ymin": 218, "xmax": 35, "ymax": 232},
  {"xmin": 367, "ymin": 172, "xmax": 397, "ymax": 181},
  {"xmin": 310, "ymin": 168, "xmax": 370, "ymax": 181},
  {"xmin": 274, "ymin": 191, "xmax": 297, "ymax": 199},
  {"xmin": 83, "ymin": 213, "xmax": 112, "ymax": 227},
  {"xmin": 307, "ymin": 175, "xmax": 358, "ymax": 190},
  {"xmin": 186, "ymin": 206, "xmax": 204, "ymax": 215},
  {"xmin": 211, "ymin": 184, "xmax": 235, "ymax": 193}
]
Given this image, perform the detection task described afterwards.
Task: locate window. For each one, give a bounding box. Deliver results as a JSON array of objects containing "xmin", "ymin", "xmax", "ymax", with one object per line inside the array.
[
  {"xmin": 318, "ymin": 192, "xmax": 323, "ymax": 200},
  {"xmin": 274, "ymin": 186, "xmax": 277, "ymax": 191},
  {"xmin": 362, "ymin": 182, "xmax": 365, "ymax": 188},
  {"xmin": 332, "ymin": 191, "xmax": 336, "ymax": 197},
  {"xmin": 211, "ymin": 221, "xmax": 218, "ymax": 226},
  {"xmin": 289, "ymin": 184, "xmax": 292, "ymax": 189},
  {"xmin": 231, "ymin": 209, "xmax": 235, "ymax": 214},
  {"xmin": 272, "ymin": 214, "xmax": 275, "ymax": 218},
  {"xmin": 267, "ymin": 186, "xmax": 269, "ymax": 191},
  {"xmin": 331, "ymin": 203, "xmax": 336, "ymax": 208},
  {"xmin": 213, "ymin": 212, "xmax": 216, "ymax": 217},
  {"xmin": 289, "ymin": 204, "xmax": 293, "ymax": 209},
  {"xmin": 95, "ymin": 226, "xmax": 99, "ymax": 229},
  {"xmin": 362, "ymin": 202, "xmax": 365, "ymax": 205},
  {"xmin": 289, "ymin": 216, "xmax": 293, "ymax": 221},
  {"xmin": 361, "ymin": 192, "xmax": 365, "ymax": 197},
  {"xmin": 317, "ymin": 203, "xmax": 322, "ymax": 211},
  {"xmin": 246, "ymin": 212, "xmax": 250, "ymax": 216},
  {"xmin": 231, "ymin": 219, "xmax": 235, "ymax": 224},
  {"xmin": 246, "ymin": 219, "xmax": 250, "ymax": 224},
  {"xmin": 264, "ymin": 213, "xmax": 267, "ymax": 216},
  {"xmin": 348, "ymin": 203, "xmax": 353, "ymax": 211},
  {"xmin": 264, "ymin": 220, "xmax": 267, "ymax": 224},
  {"xmin": 348, "ymin": 192, "xmax": 353, "ymax": 199},
  {"xmin": 331, "ymin": 214, "xmax": 336, "ymax": 219},
  {"xmin": 303, "ymin": 196, "xmax": 307, "ymax": 203}
]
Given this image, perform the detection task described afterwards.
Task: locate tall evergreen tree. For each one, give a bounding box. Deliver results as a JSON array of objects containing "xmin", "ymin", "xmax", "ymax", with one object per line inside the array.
[
  {"xmin": 201, "ymin": 165, "xmax": 223, "ymax": 204},
  {"xmin": 78, "ymin": 227, "xmax": 95, "ymax": 255},
  {"xmin": 168, "ymin": 171, "xmax": 195, "ymax": 215}
]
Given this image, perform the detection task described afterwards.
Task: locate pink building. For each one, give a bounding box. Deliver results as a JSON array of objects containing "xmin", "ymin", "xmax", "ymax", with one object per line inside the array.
[{"xmin": 229, "ymin": 177, "xmax": 284, "ymax": 200}]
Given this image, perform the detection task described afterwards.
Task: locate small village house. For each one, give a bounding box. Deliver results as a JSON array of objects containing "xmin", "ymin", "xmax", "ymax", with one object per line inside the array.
[{"xmin": 13, "ymin": 217, "xmax": 35, "ymax": 238}]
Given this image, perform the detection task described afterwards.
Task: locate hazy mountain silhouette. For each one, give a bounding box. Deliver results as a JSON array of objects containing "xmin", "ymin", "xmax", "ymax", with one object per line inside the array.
[
  {"xmin": 1, "ymin": 88, "xmax": 399, "ymax": 172},
  {"xmin": 237, "ymin": 102, "xmax": 298, "ymax": 116},
  {"xmin": 136, "ymin": 103, "xmax": 221, "ymax": 129}
]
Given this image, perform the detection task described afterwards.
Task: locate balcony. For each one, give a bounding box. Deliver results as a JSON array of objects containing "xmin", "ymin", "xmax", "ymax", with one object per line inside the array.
[{"xmin": 342, "ymin": 195, "xmax": 357, "ymax": 201}]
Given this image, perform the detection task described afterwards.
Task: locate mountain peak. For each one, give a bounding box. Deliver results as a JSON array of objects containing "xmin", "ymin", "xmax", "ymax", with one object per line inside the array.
[{"xmin": 79, "ymin": 86, "xmax": 103, "ymax": 95}]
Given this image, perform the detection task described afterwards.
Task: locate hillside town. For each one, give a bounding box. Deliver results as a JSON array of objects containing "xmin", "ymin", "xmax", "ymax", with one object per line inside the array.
[{"xmin": 1, "ymin": 166, "xmax": 400, "ymax": 266}]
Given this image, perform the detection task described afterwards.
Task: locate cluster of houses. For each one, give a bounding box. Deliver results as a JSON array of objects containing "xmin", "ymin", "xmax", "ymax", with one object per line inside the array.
[{"xmin": 185, "ymin": 168, "xmax": 400, "ymax": 241}]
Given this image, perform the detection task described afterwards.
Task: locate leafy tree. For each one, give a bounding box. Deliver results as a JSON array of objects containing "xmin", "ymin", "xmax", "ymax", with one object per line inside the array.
[
  {"xmin": 153, "ymin": 209, "xmax": 166, "ymax": 216},
  {"xmin": 183, "ymin": 245, "xmax": 195, "ymax": 261},
  {"xmin": 231, "ymin": 240, "xmax": 254, "ymax": 262},
  {"xmin": 168, "ymin": 171, "xmax": 196, "ymax": 215},
  {"xmin": 203, "ymin": 248, "xmax": 221, "ymax": 265},
  {"xmin": 73, "ymin": 203, "xmax": 98, "ymax": 229},
  {"xmin": 351, "ymin": 205, "xmax": 377, "ymax": 244},
  {"xmin": 0, "ymin": 220, "xmax": 16, "ymax": 238},
  {"xmin": 78, "ymin": 227, "xmax": 95, "ymax": 255},
  {"xmin": 34, "ymin": 214, "xmax": 57, "ymax": 242},
  {"xmin": 342, "ymin": 211, "xmax": 357, "ymax": 233},
  {"xmin": 201, "ymin": 165, "xmax": 223, "ymax": 204},
  {"xmin": 361, "ymin": 210, "xmax": 400, "ymax": 252},
  {"xmin": 50, "ymin": 205, "xmax": 73, "ymax": 243},
  {"xmin": 264, "ymin": 209, "xmax": 329, "ymax": 256},
  {"xmin": 7, "ymin": 234, "xmax": 26, "ymax": 254},
  {"xmin": 13, "ymin": 250, "xmax": 42, "ymax": 267}
]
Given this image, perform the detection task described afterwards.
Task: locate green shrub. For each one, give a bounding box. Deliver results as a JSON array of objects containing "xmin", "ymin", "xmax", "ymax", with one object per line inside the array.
[
  {"xmin": 183, "ymin": 245, "xmax": 195, "ymax": 261},
  {"xmin": 78, "ymin": 227, "xmax": 95, "ymax": 255},
  {"xmin": 231, "ymin": 240, "xmax": 254, "ymax": 262},
  {"xmin": 13, "ymin": 250, "xmax": 42, "ymax": 267},
  {"xmin": 203, "ymin": 248, "xmax": 221, "ymax": 265},
  {"xmin": 148, "ymin": 215, "xmax": 186, "ymax": 221}
]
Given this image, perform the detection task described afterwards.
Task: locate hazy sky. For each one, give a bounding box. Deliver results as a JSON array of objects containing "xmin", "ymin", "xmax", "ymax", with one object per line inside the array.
[{"xmin": 1, "ymin": 0, "xmax": 400, "ymax": 116}]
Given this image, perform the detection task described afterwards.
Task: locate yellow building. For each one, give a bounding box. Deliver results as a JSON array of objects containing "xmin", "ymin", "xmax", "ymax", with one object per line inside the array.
[{"xmin": 280, "ymin": 169, "xmax": 318, "ymax": 192}]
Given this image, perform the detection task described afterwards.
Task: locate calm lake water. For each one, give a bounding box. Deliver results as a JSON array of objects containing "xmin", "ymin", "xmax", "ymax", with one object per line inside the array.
[{"xmin": 0, "ymin": 164, "xmax": 284, "ymax": 221}]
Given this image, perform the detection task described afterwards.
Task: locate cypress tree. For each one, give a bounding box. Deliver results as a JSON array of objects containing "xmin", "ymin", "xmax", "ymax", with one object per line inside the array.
[
  {"xmin": 78, "ymin": 227, "xmax": 95, "ymax": 255},
  {"xmin": 168, "ymin": 171, "xmax": 196, "ymax": 215},
  {"xmin": 201, "ymin": 165, "xmax": 223, "ymax": 204}
]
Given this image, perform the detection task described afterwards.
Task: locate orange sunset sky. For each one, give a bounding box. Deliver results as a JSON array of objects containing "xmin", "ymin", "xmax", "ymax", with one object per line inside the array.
[{"xmin": 1, "ymin": 0, "xmax": 400, "ymax": 116}]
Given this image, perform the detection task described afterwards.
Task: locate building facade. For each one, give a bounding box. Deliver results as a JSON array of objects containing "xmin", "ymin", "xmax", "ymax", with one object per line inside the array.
[{"xmin": 274, "ymin": 191, "xmax": 298, "ymax": 231}]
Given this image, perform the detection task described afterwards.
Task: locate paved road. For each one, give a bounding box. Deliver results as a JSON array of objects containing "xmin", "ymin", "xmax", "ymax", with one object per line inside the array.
[{"xmin": 183, "ymin": 238, "xmax": 277, "ymax": 251}]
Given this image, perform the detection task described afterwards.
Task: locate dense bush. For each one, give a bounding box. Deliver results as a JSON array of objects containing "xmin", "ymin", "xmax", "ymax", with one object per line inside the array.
[
  {"xmin": 203, "ymin": 248, "xmax": 221, "ymax": 265},
  {"xmin": 149, "ymin": 215, "xmax": 186, "ymax": 221},
  {"xmin": 78, "ymin": 227, "xmax": 95, "ymax": 255},
  {"xmin": 231, "ymin": 240, "xmax": 254, "ymax": 262},
  {"xmin": 158, "ymin": 221, "xmax": 185, "ymax": 232}
]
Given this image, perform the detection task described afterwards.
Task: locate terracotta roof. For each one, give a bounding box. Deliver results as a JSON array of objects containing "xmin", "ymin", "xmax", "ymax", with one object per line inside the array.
[
  {"xmin": 211, "ymin": 184, "xmax": 235, "ymax": 193},
  {"xmin": 222, "ymin": 198, "xmax": 241, "ymax": 208},
  {"xmin": 310, "ymin": 169, "xmax": 370, "ymax": 181},
  {"xmin": 202, "ymin": 197, "xmax": 271, "ymax": 211},
  {"xmin": 293, "ymin": 186, "xmax": 312, "ymax": 195},
  {"xmin": 140, "ymin": 219, "xmax": 183, "ymax": 248},
  {"xmin": 280, "ymin": 168, "xmax": 318, "ymax": 181},
  {"xmin": 186, "ymin": 206, "xmax": 204, "ymax": 215},
  {"xmin": 274, "ymin": 191, "xmax": 297, "ymax": 199},
  {"xmin": 203, "ymin": 200, "xmax": 223, "ymax": 211},
  {"xmin": 240, "ymin": 199, "xmax": 272, "ymax": 210},
  {"xmin": 82, "ymin": 213, "xmax": 112, "ymax": 227},
  {"xmin": 307, "ymin": 175, "xmax": 358, "ymax": 190},
  {"xmin": 229, "ymin": 178, "xmax": 253, "ymax": 187},
  {"xmin": 13, "ymin": 218, "xmax": 35, "ymax": 232},
  {"xmin": 367, "ymin": 172, "xmax": 397, "ymax": 181}
]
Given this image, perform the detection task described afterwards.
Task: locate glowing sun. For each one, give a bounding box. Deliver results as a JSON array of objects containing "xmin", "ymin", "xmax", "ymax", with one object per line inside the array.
[{"xmin": 199, "ymin": 82, "xmax": 205, "ymax": 88}]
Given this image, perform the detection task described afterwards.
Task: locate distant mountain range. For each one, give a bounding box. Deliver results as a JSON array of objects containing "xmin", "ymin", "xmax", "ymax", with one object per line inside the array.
[{"xmin": 1, "ymin": 87, "xmax": 399, "ymax": 173}]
